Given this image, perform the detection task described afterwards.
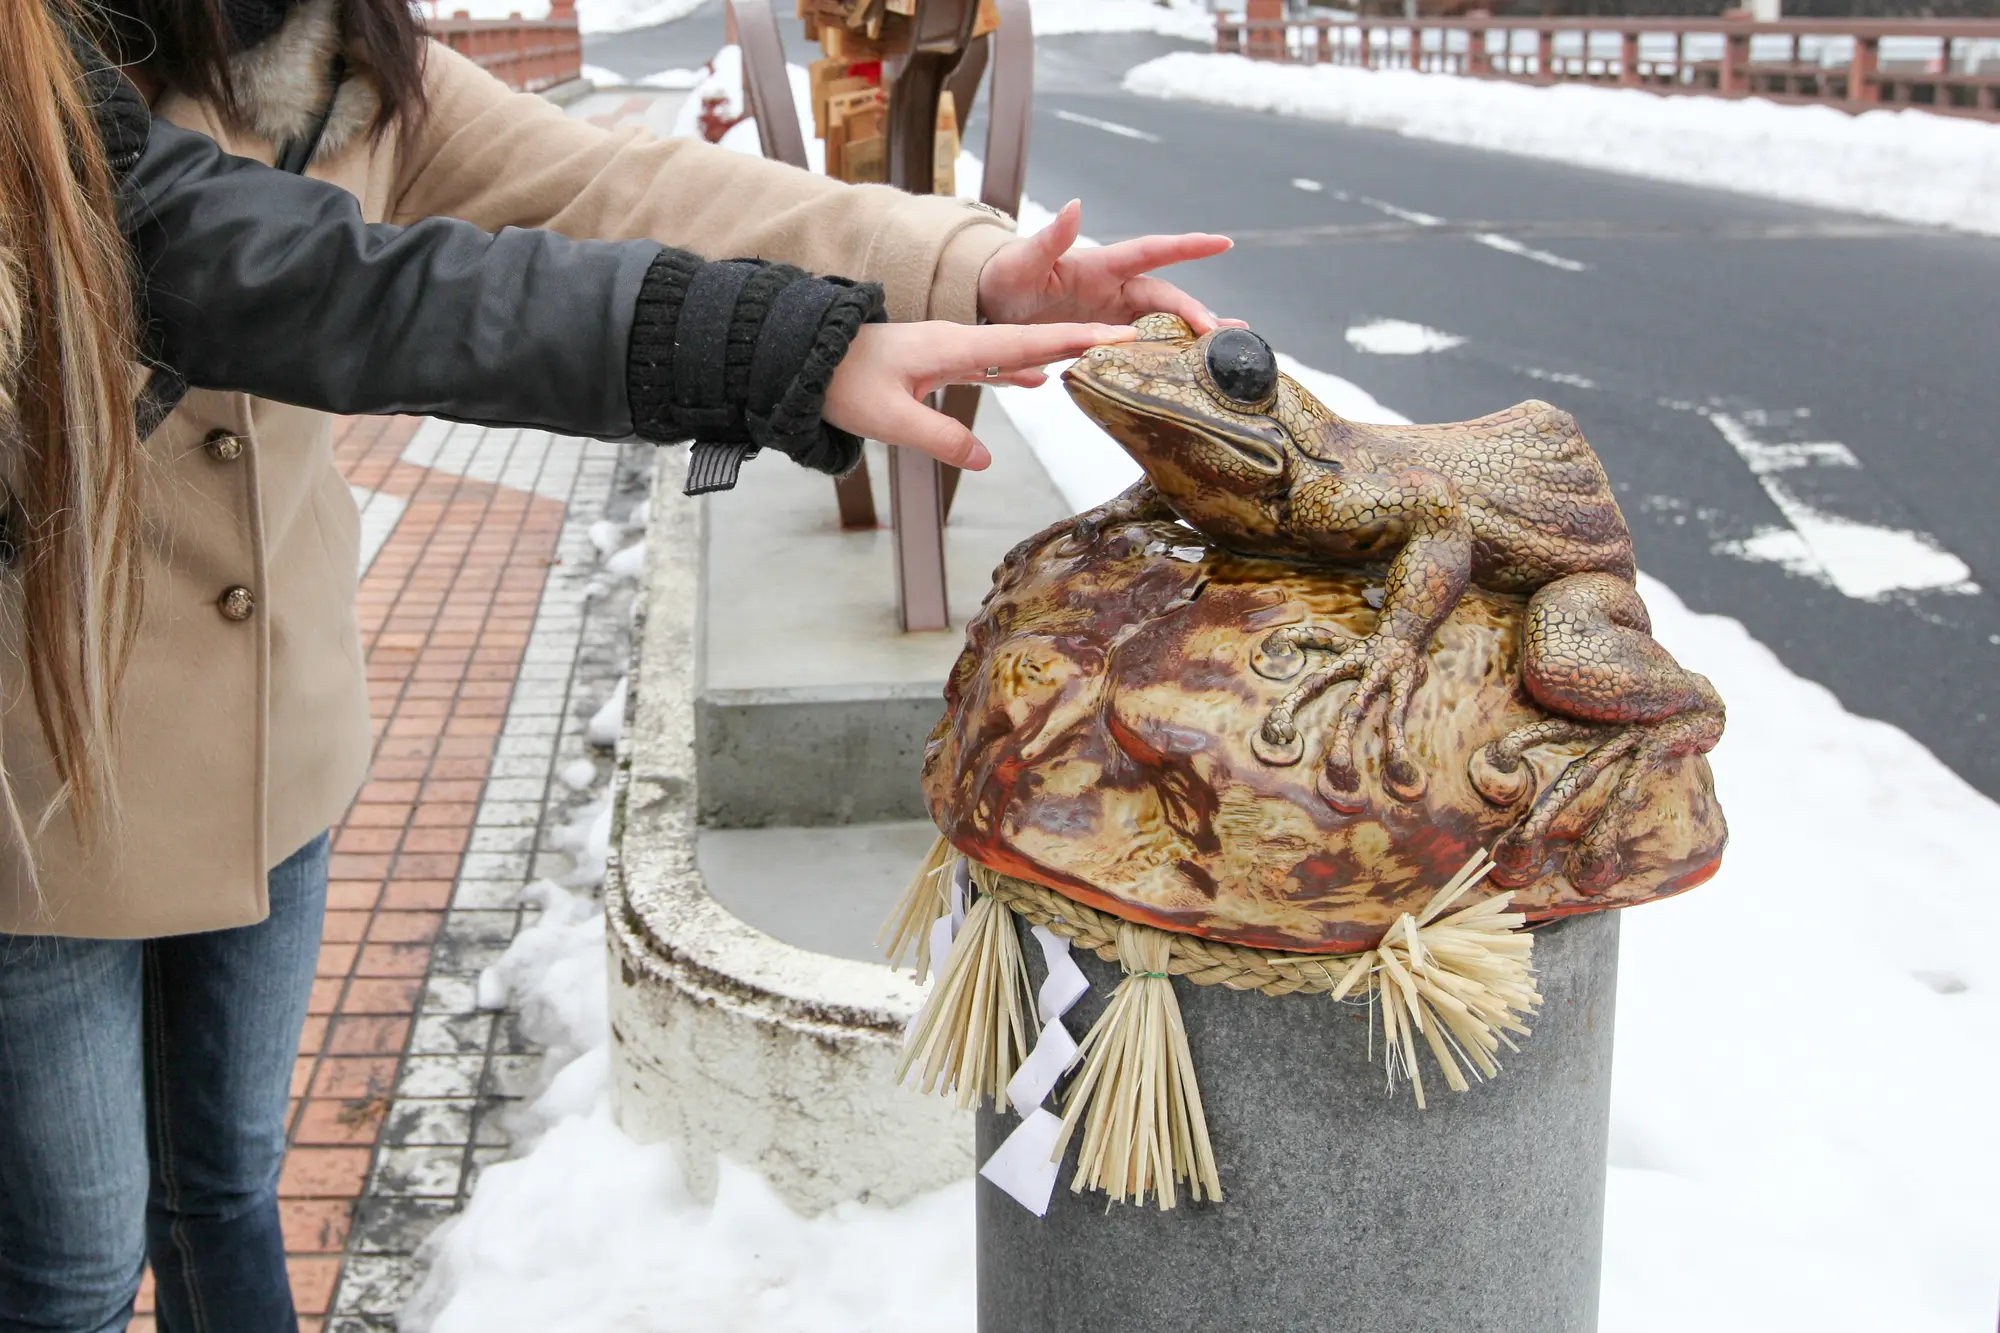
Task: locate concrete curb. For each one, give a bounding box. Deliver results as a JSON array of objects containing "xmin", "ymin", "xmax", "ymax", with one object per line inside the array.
[{"xmin": 605, "ymin": 454, "xmax": 972, "ymax": 1214}]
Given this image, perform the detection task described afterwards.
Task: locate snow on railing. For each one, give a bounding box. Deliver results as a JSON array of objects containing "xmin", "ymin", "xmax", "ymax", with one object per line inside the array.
[
  {"xmin": 425, "ymin": 0, "xmax": 584, "ymax": 93},
  {"xmin": 1216, "ymin": 11, "xmax": 2000, "ymax": 120}
]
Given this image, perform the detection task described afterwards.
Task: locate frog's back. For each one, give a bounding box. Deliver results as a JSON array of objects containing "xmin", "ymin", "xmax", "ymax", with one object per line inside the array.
[{"xmin": 1338, "ymin": 400, "xmax": 1633, "ymax": 592}]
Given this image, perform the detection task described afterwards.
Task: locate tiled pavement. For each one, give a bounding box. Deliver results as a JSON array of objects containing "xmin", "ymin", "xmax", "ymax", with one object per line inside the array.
[{"xmin": 128, "ymin": 416, "xmax": 650, "ymax": 1332}]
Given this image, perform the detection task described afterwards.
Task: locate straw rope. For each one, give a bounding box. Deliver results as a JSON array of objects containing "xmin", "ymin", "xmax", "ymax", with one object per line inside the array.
[
  {"xmin": 968, "ymin": 851, "xmax": 1542, "ymax": 1111},
  {"xmin": 1051, "ymin": 921, "xmax": 1223, "ymax": 1208},
  {"xmin": 968, "ymin": 864, "xmax": 1380, "ymax": 996},
  {"xmin": 893, "ymin": 890, "xmax": 1034, "ymax": 1109},
  {"xmin": 892, "ymin": 843, "xmax": 1544, "ymax": 1211},
  {"xmin": 877, "ymin": 833, "xmax": 956, "ymax": 974}
]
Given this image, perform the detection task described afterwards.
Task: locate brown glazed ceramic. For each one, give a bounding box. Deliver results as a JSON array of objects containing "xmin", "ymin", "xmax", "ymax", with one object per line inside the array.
[{"xmin": 923, "ymin": 519, "xmax": 1725, "ymax": 953}]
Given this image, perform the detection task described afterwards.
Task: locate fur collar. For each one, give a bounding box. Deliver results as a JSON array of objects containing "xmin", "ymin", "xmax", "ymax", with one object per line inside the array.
[{"xmin": 227, "ymin": 0, "xmax": 382, "ymax": 162}]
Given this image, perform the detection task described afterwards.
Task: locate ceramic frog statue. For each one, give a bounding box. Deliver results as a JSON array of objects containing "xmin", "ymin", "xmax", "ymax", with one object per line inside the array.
[{"xmin": 1058, "ymin": 314, "xmax": 1724, "ymax": 889}]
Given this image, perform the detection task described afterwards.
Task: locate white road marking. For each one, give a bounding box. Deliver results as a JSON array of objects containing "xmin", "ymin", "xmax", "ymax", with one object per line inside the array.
[
  {"xmin": 1345, "ymin": 319, "xmax": 1465, "ymax": 355},
  {"xmin": 1344, "ymin": 195, "xmax": 1590, "ymax": 272},
  {"xmin": 1358, "ymin": 196, "xmax": 1444, "ymax": 227},
  {"xmin": 1522, "ymin": 367, "xmax": 1598, "ymax": 389},
  {"xmin": 1291, "ymin": 176, "xmax": 1323, "ymax": 192},
  {"xmin": 1472, "ymin": 231, "xmax": 1589, "ymax": 272},
  {"xmin": 1707, "ymin": 411, "xmax": 1976, "ymax": 600},
  {"xmin": 1052, "ymin": 109, "xmax": 1161, "ymax": 143}
]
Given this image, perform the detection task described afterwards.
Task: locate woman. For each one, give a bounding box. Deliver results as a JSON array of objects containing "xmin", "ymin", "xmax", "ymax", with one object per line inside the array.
[{"xmin": 0, "ymin": 3, "xmax": 1233, "ymax": 1330}]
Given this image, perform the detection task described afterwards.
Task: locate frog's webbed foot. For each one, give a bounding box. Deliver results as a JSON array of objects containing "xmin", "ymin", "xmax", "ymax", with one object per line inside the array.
[
  {"xmin": 1477, "ymin": 573, "xmax": 1725, "ymax": 891},
  {"xmin": 1251, "ymin": 626, "xmax": 1430, "ymax": 809},
  {"xmin": 1469, "ymin": 719, "xmax": 1612, "ymax": 807},
  {"xmin": 1486, "ymin": 709, "xmax": 1721, "ymax": 891},
  {"xmin": 1054, "ymin": 480, "xmax": 1168, "ymax": 554}
]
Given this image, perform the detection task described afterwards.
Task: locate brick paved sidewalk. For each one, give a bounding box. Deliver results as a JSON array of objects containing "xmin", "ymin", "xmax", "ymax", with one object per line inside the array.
[{"xmin": 128, "ymin": 416, "xmax": 648, "ymax": 1332}]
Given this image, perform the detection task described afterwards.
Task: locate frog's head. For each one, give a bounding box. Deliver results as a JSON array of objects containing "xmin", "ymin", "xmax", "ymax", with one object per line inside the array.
[{"xmin": 1063, "ymin": 315, "xmax": 1322, "ymax": 545}]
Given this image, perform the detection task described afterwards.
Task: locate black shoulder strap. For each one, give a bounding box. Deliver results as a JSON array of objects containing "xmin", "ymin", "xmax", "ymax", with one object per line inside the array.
[{"xmin": 275, "ymin": 53, "xmax": 348, "ymax": 175}]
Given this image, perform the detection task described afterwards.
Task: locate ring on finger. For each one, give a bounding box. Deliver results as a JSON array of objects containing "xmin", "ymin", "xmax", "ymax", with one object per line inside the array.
[{"xmin": 984, "ymin": 365, "xmax": 1001, "ymax": 380}]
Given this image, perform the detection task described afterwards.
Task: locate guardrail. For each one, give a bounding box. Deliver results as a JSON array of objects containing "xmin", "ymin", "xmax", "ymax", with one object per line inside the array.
[
  {"xmin": 426, "ymin": 1, "xmax": 584, "ymax": 93},
  {"xmin": 1216, "ymin": 14, "xmax": 2000, "ymax": 119}
]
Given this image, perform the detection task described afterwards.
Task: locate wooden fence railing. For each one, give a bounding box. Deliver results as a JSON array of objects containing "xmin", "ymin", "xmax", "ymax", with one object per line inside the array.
[
  {"xmin": 426, "ymin": 0, "xmax": 584, "ymax": 93},
  {"xmin": 1216, "ymin": 13, "xmax": 2000, "ymax": 119}
]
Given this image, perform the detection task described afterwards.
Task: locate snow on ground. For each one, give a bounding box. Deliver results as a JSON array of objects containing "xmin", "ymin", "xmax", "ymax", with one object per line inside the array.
[
  {"xmin": 430, "ymin": 0, "xmax": 706, "ymax": 34},
  {"xmin": 1344, "ymin": 317, "xmax": 1465, "ymax": 355},
  {"xmin": 1029, "ymin": 0, "xmax": 1216, "ymax": 41},
  {"xmin": 405, "ymin": 871, "xmax": 975, "ymax": 1333},
  {"xmin": 1125, "ymin": 52, "xmax": 2000, "ymax": 238}
]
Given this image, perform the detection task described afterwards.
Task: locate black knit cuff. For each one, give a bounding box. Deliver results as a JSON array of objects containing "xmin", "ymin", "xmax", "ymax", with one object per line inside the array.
[
  {"xmin": 746, "ymin": 278, "xmax": 883, "ymax": 480},
  {"xmin": 625, "ymin": 249, "xmax": 886, "ymax": 495},
  {"xmin": 628, "ymin": 248, "xmax": 705, "ymax": 445}
]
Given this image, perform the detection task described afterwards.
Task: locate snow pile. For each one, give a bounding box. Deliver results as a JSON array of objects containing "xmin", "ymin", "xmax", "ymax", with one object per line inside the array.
[
  {"xmin": 471, "ymin": 880, "xmax": 608, "ymax": 1088},
  {"xmin": 1344, "ymin": 318, "xmax": 1465, "ymax": 355},
  {"xmin": 1124, "ymin": 52, "xmax": 2000, "ymax": 237},
  {"xmin": 585, "ymin": 676, "xmax": 627, "ymax": 749},
  {"xmin": 1601, "ymin": 574, "xmax": 2000, "ymax": 1332},
  {"xmin": 638, "ymin": 67, "xmax": 705, "ymax": 90},
  {"xmin": 575, "ymin": 0, "xmax": 710, "ymax": 32},
  {"xmin": 405, "ymin": 874, "xmax": 977, "ymax": 1333},
  {"xmin": 431, "ymin": 0, "xmax": 708, "ymax": 33},
  {"xmin": 605, "ymin": 540, "xmax": 647, "ymax": 582},
  {"xmin": 666, "ymin": 45, "xmax": 827, "ymax": 170},
  {"xmin": 1029, "ymin": 0, "xmax": 1215, "ymax": 41},
  {"xmin": 546, "ymin": 794, "xmax": 613, "ymax": 888}
]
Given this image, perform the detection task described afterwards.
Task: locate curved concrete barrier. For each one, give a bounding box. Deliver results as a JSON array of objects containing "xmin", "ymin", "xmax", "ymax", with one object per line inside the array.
[{"xmin": 605, "ymin": 464, "xmax": 972, "ymax": 1215}]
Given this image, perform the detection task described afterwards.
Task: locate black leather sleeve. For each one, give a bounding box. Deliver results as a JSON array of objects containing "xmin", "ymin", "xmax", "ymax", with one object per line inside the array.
[
  {"xmin": 117, "ymin": 120, "xmax": 885, "ymax": 488},
  {"xmin": 119, "ymin": 118, "xmax": 660, "ymax": 439}
]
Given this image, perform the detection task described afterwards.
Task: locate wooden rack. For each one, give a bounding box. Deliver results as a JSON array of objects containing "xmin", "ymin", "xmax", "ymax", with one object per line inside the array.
[{"xmin": 732, "ymin": 0, "xmax": 1036, "ymax": 632}]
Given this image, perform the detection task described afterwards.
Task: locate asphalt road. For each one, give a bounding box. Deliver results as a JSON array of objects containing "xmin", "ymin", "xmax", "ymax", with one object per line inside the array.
[{"xmin": 590, "ymin": 17, "xmax": 2000, "ymax": 802}]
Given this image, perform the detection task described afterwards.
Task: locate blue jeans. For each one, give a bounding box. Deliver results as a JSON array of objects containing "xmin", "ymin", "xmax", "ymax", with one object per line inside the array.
[{"xmin": 0, "ymin": 833, "xmax": 330, "ymax": 1333}]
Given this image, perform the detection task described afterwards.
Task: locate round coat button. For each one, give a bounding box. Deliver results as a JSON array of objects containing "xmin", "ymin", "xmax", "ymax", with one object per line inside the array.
[
  {"xmin": 203, "ymin": 429, "xmax": 244, "ymax": 462},
  {"xmin": 217, "ymin": 586, "xmax": 255, "ymax": 621}
]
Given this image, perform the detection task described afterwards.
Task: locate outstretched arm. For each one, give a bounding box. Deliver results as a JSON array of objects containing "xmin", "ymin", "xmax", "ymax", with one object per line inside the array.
[
  {"xmin": 391, "ymin": 47, "xmax": 1235, "ymax": 332},
  {"xmin": 119, "ymin": 118, "xmax": 1128, "ymax": 486}
]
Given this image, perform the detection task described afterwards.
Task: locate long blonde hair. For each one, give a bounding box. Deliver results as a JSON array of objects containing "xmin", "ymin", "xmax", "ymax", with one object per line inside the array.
[{"xmin": 0, "ymin": 0, "xmax": 145, "ymax": 843}]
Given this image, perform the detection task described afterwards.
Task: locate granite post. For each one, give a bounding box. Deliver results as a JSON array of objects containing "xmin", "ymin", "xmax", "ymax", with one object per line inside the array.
[{"xmin": 977, "ymin": 910, "xmax": 1620, "ymax": 1333}]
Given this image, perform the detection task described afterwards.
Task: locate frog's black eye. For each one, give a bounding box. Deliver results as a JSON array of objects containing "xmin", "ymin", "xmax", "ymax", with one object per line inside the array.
[{"xmin": 1205, "ymin": 328, "xmax": 1278, "ymax": 405}]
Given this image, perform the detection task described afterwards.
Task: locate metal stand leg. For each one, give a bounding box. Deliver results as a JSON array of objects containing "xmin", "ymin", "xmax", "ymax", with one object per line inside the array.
[{"xmin": 890, "ymin": 441, "xmax": 951, "ymax": 632}]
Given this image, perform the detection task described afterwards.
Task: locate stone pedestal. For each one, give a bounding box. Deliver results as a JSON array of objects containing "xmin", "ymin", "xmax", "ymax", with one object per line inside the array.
[{"xmin": 977, "ymin": 911, "xmax": 1619, "ymax": 1333}]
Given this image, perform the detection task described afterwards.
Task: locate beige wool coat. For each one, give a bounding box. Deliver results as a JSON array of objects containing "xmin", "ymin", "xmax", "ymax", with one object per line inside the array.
[{"xmin": 0, "ymin": 0, "xmax": 1015, "ymax": 938}]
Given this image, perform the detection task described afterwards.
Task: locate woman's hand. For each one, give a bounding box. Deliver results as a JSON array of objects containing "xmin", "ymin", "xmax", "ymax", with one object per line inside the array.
[
  {"xmin": 976, "ymin": 200, "xmax": 1235, "ymax": 334},
  {"xmin": 825, "ymin": 320, "xmax": 1136, "ymax": 469}
]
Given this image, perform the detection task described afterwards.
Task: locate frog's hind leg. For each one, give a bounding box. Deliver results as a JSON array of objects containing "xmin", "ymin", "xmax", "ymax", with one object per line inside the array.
[{"xmin": 1476, "ymin": 572, "xmax": 1724, "ymax": 891}]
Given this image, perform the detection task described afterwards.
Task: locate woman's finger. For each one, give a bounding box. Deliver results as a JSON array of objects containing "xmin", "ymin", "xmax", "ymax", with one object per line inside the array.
[
  {"xmin": 948, "ymin": 368, "xmax": 1047, "ymax": 389},
  {"xmin": 1028, "ymin": 200, "xmax": 1084, "ymax": 267},
  {"xmin": 1116, "ymin": 277, "xmax": 1223, "ymax": 334},
  {"xmin": 935, "ymin": 321, "xmax": 1135, "ymax": 378},
  {"xmin": 1082, "ymin": 232, "xmax": 1233, "ymax": 279},
  {"xmin": 869, "ymin": 392, "xmax": 992, "ymax": 469}
]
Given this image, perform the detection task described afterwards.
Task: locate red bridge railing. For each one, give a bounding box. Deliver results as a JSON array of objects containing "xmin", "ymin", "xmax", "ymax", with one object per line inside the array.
[
  {"xmin": 426, "ymin": 0, "xmax": 584, "ymax": 93},
  {"xmin": 1216, "ymin": 12, "xmax": 2000, "ymax": 120}
]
